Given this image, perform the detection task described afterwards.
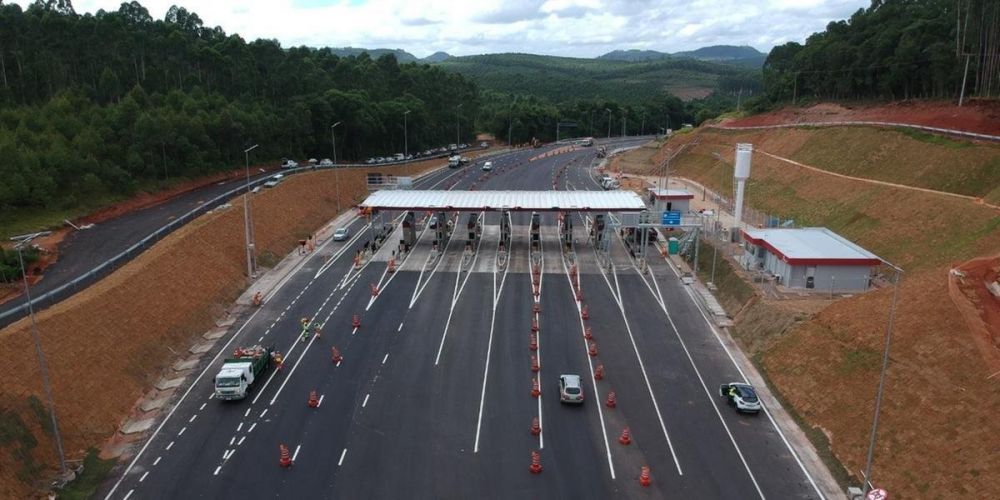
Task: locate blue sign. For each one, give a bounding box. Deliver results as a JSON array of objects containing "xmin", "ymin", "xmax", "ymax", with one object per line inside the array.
[{"xmin": 661, "ymin": 211, "xmax": 682, "ymax": 226}]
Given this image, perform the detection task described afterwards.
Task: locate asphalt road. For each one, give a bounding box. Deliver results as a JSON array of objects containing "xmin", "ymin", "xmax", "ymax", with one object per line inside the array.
[{"xmin": 101, "ymin": 138, "xmax": 825, "ymax": 499}]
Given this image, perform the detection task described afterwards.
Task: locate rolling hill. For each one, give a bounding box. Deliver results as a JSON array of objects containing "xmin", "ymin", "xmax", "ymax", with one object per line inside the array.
[{"xmin": 598, "ymin": 45, "xmax": 766, "ymax": 67}]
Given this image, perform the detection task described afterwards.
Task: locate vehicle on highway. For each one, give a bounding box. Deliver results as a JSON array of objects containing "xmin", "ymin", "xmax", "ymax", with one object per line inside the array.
[
  {"xmin": 366, "ymin": 158, "xmax": 376, "ymax": 164},
  {"xmin": 481, "ymin": 161, "xmax": 493, "ymax": 171},
  {"xmin": 214, "ymin": 345, "xmax": 273, "ymax": 400},
  {"xmin": 720, "ymin": 382, "xmax": 762, "ymax": 413},
  {"xmin": 449, "ymin": 143, "xmax": 458, "ymax": 151},
  {"xmin": 480, "ymin": 141, "xmax": 489, "ymax": 148},
  {"xmin": 319, "ymin": 158, "xmax": 333, "ymax": 167},
  {"xmin": 428, "ymin": 215, "xmax": 438, "ymax": 229},
  {"xmin": 263, "ymin": 174, "xmax": 284, "ymax": 188},
  {"xmin": 558, "ymin": 374, "xmax": 585, "ymax": 404},
  {"xmin": 394, "ymin": 153, "xmax": 405, "ymax": 161},
  {"xmin": 308, "ymin": 158, "xmax": 318, "ymax": 166},
  {"xmin": 332, "ymin": 227, "xmax": 350, "ymax": 241},
  {"xmin": 448, "ymin": 155, "xmax": 462, "ymax": 168},
  {"xmin": 459, "ymin": 143, "xmax": 468, "ymax": 149},
  {"xmin": 280, "ymin": 158, "xmax": 298, "ymax": 169}
]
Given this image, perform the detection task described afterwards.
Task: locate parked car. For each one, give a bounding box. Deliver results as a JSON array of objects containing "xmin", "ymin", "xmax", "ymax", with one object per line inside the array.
[
  {"xmin": 394, "ymin": 153, "xmax": 405, "ymax": 161},
  {"xmin": 332, "ymin": 227, "xmax": 350, "ymax": 241},
  {"xmin": 280, "ymin": 158, "xmax": 298, "ymax": 169},
  {"xmin": 307, "ymin": 158, "xmax": 318, "ymax": 166},
  {"xmin": 480, "ymin": 141, "xmax": 489, "ymax": 148},
  {"xmin": 719, "ymin": 382, "xmax": 761, "ymax": 413},
  {"xmin": 366, "ymin": 158, "xmax": 376, "ymax": 164},
  {"xmin": 448, "ymin": 144, "xmax": 458, "ymax": 151},
  {"xmin": 319, "ymin": 158, "xmax": 334, "ymax": 167},
  {"xmin": 559, "ymin": 374, "xmax": 584, "ymax": 404},
  {"xmin": 481, "ymin": 161, "xmax": 493, "ymax": 171},
  {"xmin": 263, "ymin": 174, "xmax": 284, "ymax": 188}
]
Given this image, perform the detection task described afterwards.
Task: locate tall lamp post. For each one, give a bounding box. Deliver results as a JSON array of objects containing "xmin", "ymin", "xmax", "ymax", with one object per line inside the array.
[
  {"xmin": 331, "ymin": 122, "xmax": 342, "ymax": 212},
  {"xmin": 456, "ymin": 103, "xmax": 463, "ymax": 146},
  {"xmin": 242, "ymin": 144, "xmax": 259, "ymax": 278},
  {"xmin": 10, "ymin": 231, "xmax": 67, "ymax": 479},
  {"xmin": 508, "ymin": 96, "xmax": 518, "ymax": 148},
  {"xmin": 403, "ymin": 110, "xmax": 411, "ymax": 162},
  {"xmin": 861, "ymin": 265, "xmax": 904, "ymax": 496},
  {"xmin": 605, "ymin": 108, "xmax": 612, "ymax": 139}
]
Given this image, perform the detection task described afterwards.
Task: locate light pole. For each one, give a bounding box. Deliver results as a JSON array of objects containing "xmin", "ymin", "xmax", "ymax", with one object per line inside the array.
[
  {"xmin": 861, "ymin": 265, "xmax": 904, "ymax": 497},
  {"xmin": 11, "ymin": 231, "xmax": 67, "ymax": 479},
  {"xmin": 331, "ymin": 122, "xmax": 342, "ymax": 212},
  {"xmin": 403, "ymin": 110, "xmax": 410, "ymax": 161},
  {"xmin": 605, "ymin": 108, "xmax": 612, "ymax": 139},
  {"xmin": 242, "ymin": 144, "xmax": 259, "ymax": 279},
  {"xmin": 456, "ymin": 103, "xmax": 463, "ymax": 146}
]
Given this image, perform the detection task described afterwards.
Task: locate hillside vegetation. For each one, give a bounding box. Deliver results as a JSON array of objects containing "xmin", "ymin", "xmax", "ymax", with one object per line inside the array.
[{"xmin": 622, "ymin": 125, "xmax": 1000, "ymax": 498}]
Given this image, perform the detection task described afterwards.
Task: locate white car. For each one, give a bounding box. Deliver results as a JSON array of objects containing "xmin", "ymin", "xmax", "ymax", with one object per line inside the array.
[
  {"xmin": 481, "ymin": 161, "xmax": 493, "ymax": 171},
  {"xmin": 280, "ymin": 158, "xmax": 298, "ymax": 169},
  {"xmin": 319, "ymin": 158, "xmax": 334, "ymax": 167},
  {"xmin": 720, "ymin": 382, "xmax": 761, "ymax": 413},
  {"xmin": 332, "ymin": 227, "xmax": 350, "ymax": 241},
  {"xmin": 558, "ymin": 374, "xmax": 584, "ymax": 404},
  {"xmin": 263, "ymin": 174, "xmax": 284, "ymax": 188}
]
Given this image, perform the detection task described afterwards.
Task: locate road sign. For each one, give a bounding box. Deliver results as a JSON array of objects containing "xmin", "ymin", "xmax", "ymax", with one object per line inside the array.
[
  {"xmin": 661, "ymin": 211, "xmax": 682, "ymax": 226},
  {"xmin": 866, "ymin": 488, "xmax": 888, "ymax": 500}
]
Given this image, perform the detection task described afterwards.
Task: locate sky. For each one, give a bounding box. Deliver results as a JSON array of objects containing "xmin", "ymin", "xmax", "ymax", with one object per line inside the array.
[{"xmin": 16, "ymin": 0, "xmax": 872, "ymax": 58}]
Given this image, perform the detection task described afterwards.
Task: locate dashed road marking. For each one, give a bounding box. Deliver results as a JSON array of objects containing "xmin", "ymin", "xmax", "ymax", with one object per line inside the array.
[
  {"xmin": 188, "ymin": 415, "xmax": 197, "ymax": 423},
  {"xmin": 236, "ymin": 422, "xmax": 243, "ymax": 432},
  {"xmin": 238, "ymin": 436, "xmax": 246, "ymax": 446},
  {"xmin": 139, "ymin": 471, "xmax": 149, "ymax": 482},
  {"xmin": 153, "ymin": 456, "xmax": 161, "ymax": 466},
  {"xmin": 362, "ymin": 394, "xmax": 370, "ymax": 407},
  {"xmin": 317, "ymin": 395, "xmax": 325, "ymax": 407},
  {"xmin": 248, "ymin": 422, "xmax": 257, "ymax": 433},
  {"xmin": 177, "ymin": 427, "xmax": 186, "ymax": 436},
  {"xmin": 123, "ymin": 489, "xmax": 134, "ymax": 500},
  {"xmin": 229, "ymin": 437, "xmax": 235, "ymax": 446},
  {"xmin": 292, "ymin": 445, "xmax": 302, "ymax": 462},
  {"xmin": 165, "ymin": 441, "xmax": 174, "ymax": 451},
  {"xmin": 338, "ymin": 448, "xmax": 347, "ymax": 466},
  {"xmin": 244, "ymin": 408, "xmax": 251, "ymax": 418},
  {"xmin": 382, "ymin": 353, "xmax": 389, "ymax": 364},
  {"xmin": 199, "ymin": 403, "xmax": 206, "ymax": 411},
  {"xmin": 213, "ymin": 466, "xmax": 221, "ymax": 476},
  {"xmin": 260, "ymin": 409, "xmax": 268, "ymax": 418}
]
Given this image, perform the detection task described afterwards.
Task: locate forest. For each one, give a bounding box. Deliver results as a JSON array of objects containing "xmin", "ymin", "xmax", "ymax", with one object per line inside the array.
[{"xmin": 761, "ymin": 0, "xmax": 1000, "ymax": 103}]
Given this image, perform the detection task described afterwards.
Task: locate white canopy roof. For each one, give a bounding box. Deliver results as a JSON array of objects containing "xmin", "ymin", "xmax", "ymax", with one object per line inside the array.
[{"xmin": 360, "ymin": 190, "xmax": 646, "ymax": 212}]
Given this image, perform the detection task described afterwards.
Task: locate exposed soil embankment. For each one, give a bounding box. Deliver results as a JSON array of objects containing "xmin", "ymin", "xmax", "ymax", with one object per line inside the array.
[
  {"xmin": 0, "ymin": 160, "xmax": 439, "ymax": 497},
  {"xmin": 617, "ymin": 122, "xmax": 1000, "ymax": 498}
]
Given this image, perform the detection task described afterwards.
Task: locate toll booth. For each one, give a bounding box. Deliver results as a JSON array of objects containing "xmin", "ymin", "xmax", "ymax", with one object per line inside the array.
[
  {"xmin": 400, "ymin": 211, "xmax": 416, "ymax": 252},
  {"xmin": 466, "ymin": 213, "xmax": 481, "ymax": 251},
  {"xmin": 434, "ymin": 211, "xmax": 448, "ymax": 248},
  {"xmin": 530, "ymin": 212, "xmax": 541, "ymax": 250},
  {"xmin": 499, "ymin": 210, "xmax": 511, "ymax": 253},
  {"xmin": 592, "ymin": 214, "xmax": 606, "ymax": 245},
  {"xmin": 560, "ymin": 212, "xmax": 573, "ymax": 250}
]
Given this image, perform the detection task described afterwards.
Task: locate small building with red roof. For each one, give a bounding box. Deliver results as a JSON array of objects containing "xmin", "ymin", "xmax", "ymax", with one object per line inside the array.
[{"xmin": 740, "ymin": 227, "xmax": 883, "ymax": 291}]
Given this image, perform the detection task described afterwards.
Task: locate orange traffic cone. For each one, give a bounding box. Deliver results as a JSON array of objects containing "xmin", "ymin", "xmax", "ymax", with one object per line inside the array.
[
  {"xmin": 606, "ymin": 391, "xmax": 617, "ymax": 408},
  {"xmin": 576, "ymin": 287, "xmax": 583, "ymax": 302},
  {"xmin": 584, "ymin": 326, "xmax": 593, "ymax": 340},
  {"xmin": 370, "ymin": 283, "xmax": 379, "ymax": 297},
  {"xmin": 529, "ymin": 451, "xmax": 543, "ymax": 474},
  {"xmin": 308, "ymin": 390, "xmax": 319, "ymax": 408},
  {"xmin": 581, "ymin": 305, "xmax": 589, "ymax": 320},
  {"xmin": 531, "ymin": 377, "xmax": 541, "ymax": 398},
  {"xmin": 530, "ymin": 417, "xmax": 541, "ymax": 436},
  {"xmin": 588, "ymin": 342, "xmax": 598, "ymax": 357},
  {"xmin": 639, "ymin": 466, "xmax": 651, "ymax": 487},
  {"xmin": 352, "ymin": 314, "xmax": 361, "ymax": 328},
  {"xmin": 252, "ymin": 292, "xmax": 263, "ymax": 306},
  {"xmin": 594, "ymin": 364, "xmax": 605, "ymax": 380},
  {"xmin": 279, "ymin": 444, "xmax": 293, "ymax": 467},
  {"xmin": 531, "ymin": 355, "xmax": 540, "ymax": 373},
  {"xmin": 529, "ymin": 333, "xmax": 538, "ymax": 351},
  {"xmin": 331, "ymin": 347, "xmax": 342, "ymax": 364},
  {"xmin": 388, "ymin": 258, "xmax": 396, "ymax": 273},
  {"xmin": 533, "ymin": 302, "xmax": 541, "ymax": 313},
  {"xmin": 619, "ymin": 427, "xmax": 632, "ymax": 445},
  {"xmin": 531, "ymin": 318, "xmax": 539, "ymax": 332}
]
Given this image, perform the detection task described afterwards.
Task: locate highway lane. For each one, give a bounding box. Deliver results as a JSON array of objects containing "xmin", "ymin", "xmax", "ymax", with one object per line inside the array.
[{"xmin": 104, "ymin": 137, "xmax": 827, "ymax": 499}]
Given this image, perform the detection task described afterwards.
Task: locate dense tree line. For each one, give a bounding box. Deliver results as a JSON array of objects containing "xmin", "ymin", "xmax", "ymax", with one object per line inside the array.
[
  {"xmin": 0, "ymin": 1, "xmax": 479, "ymax": 211},
  {"xmin": 761, "ymin": 0, "xmax": 1000, "ymax": 103}
]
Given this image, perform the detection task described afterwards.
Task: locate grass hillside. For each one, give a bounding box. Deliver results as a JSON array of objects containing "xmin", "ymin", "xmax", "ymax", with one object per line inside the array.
[
  {"xmin": 619, "ymin": 125, "xmax": 1000, "ymax": 498},
  {"xmin": 434, "ymin": 53, "xmax": 753, "ymax": 103}
]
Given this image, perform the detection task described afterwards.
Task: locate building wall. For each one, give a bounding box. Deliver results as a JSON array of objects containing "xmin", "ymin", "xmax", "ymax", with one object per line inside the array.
[
  {"xmin": 745, "ymin": 243, "xmax": 873, "ymax": 291},
  {"xmin": 653, "ymin": 198, "xmax": 691, "ymax": 214}
]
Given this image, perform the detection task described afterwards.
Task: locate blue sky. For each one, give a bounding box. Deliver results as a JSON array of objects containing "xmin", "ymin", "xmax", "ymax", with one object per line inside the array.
[{"xmin": 17, "ymin": 0, "xmax": 871, "ymax": 58}]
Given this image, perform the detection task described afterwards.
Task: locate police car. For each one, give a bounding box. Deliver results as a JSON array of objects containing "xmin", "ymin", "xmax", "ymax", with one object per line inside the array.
[{"xmin": 719, "ymin": 382, "xmax": 762, "ymax": 413}]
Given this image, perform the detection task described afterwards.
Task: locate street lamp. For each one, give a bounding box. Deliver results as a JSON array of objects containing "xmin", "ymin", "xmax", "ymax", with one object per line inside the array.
[
  {"xmin": 243, "ymin": 144, "xmax": 259, "ymax": 279},
  {"xmin": 605, "ymin": 108, "xmax": 612, "ymax": 139},
  {"xmin": 456, "ymin": 103, "xmax": 463, "ymax": 146},
  {"xmin": 508, "ymin": 96, "xmax": 518, "ymax": 148},
  {"xmin": 403, "ymin": 110, "xmax": 411, "ymax": 162},
  {"xmin": 861, "ymin": 265, "xmax": 904, "ymax": 497},
  {"xmin": 10, "ymin": 231, "xmax": 67, "ymax": 479},
  {"xmin": 331, "ymin": 122, "xmax": 342, "ymax": 212}
]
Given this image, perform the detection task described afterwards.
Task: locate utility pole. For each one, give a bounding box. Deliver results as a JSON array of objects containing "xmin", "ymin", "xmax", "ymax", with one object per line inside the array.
[
  {"xmin": 403, "ymin": 110, "xmax": 411, "ymax": 160},
  {"xmin": 331, "ymin": 123, "xmax": 342, "ymax": 212},
  {"xmin": 456, "ymin": 103, "xmax": 463, "ymax": 145},
  {"xmin": 605, "ymin": 108, "xmax": 612, "ymax": 139},
  {"xmin": 508, "ymin": 98, "xmax": 516, "ymax": 147},
  {"xmin": 242, "ymin": 144, "xmax": 259, "ymax": 278},
  {"xmin": 11, "ymin": 231, "xmax": 67, "ymax": 480}
]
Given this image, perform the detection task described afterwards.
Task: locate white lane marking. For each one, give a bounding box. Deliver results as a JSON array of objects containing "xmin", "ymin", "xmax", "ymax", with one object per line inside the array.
[
  {"xmin": 225, "ymin": 449, "xmax": 234, "ymax": 460},
  {"xmin": 208, "ymin": 393, "xmax": 214, "ymax": 400},
  {"xmin": 123, "ymin": 489, "xmax": 134, "ymax": 500},
  {"xmin": 238, "ymin": 436, "xmax": 246, "ymax": 446},
  {"xmin": 473, "ymin": 235, "xmax": 506, "ymax": 453},
  {"xmin": 248, "ymin": 423, "xmax": 257, "ymax": 433},
  {"xmin": 165, "ymin": 441, "xmax": 174, "ymax": 451},
  {"xmin": 153, "ymin": 456, "xmax": 162, "ymax": 466},
  {"xmin": 236, "ymin": 422, "xmax": 243, "ymax": 432},
  {"xmin": 229, "ymin": 437, "xmax": 235, "ymax": 446},
  {"xmin": 338, "ymin": 448, "xmax": 348, "ymax": 466},
  {"xmin": 213, "ymin": 466, "xmax": 221, "ymax": 476},
  {"xmin": 291, "ymin": 445, "xmax": 302, "ymax": 462},
  {"xmin": 199, "ymin": 403, "xmax": 206, "ymax": 411},
  {"xmin": 139, "ymin": 471, "xmax": 149, "ymax": 483},
  {"xmin": 269, "ymin": 335, "xmax": 321, "ymax": 406},
  {"xmin": 317, "ymin": 395, "xmax": 325, "ymax": 407},
  {"xmin": 259, "ymin": 409, "xmax": 268, "ymax": 418},
  {"xmin": 382, "ymin": 353, "xmax": 389, "ymax": 364},
  {"xmin": 177, "ymin": 427, "xmax": 186, "ymax": 436},
  {"xmin": 188, "ymin": 415, "xmax": 197, "ymax": 423},
  {"xmin": 244, "ymin": 408, "xmax": 251, "ymax": 418},
  {"xmin": 398, "ymin": 322, "xmax": 404, "ymax": 332},
  {"xmin": 362, "ymin": 394, "xmax": 370, "ymax": 407},
  {"xmin": 434, "ymin": 217, "xmax": 488, "ymax": 365},
  {"xmin": 313, "ymin": 221, "xmax": 370, "ymax": 279},
  {"xmin": 259, "ymin": 336, "xmax": 264, "ymax": 342}
]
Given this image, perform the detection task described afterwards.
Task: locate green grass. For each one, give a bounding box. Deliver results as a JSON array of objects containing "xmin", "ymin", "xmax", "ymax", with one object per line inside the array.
[
  {"xmin": 837, "ymin": 348, "xmax": 881, "ymax": 375},
  {"xmin": 0, "ymin": 403, "xmax": 41, "ymax": 485},
  {"xmin": 58, "ymin": 448, "xmax": 116, "ymax": 500},
  {"xmin": 690, "ymin": 237, "xmax": 755, "ymax": 316},
  {"xmin": 895, "ymin": 127, "xmax": 972, "ymax": 149}
]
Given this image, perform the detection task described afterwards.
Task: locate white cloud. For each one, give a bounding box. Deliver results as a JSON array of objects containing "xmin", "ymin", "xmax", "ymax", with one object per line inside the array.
[{"xmin": 12, "ymin": 0, "xmax": 870, "ymax": 57}]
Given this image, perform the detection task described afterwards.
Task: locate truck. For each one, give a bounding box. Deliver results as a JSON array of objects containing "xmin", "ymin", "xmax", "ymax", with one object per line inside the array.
[
  {"xmin": 214, "ymin": 345, "xmax": 274, "ymax": 400},
  {"xmin": 448, "ymin": 155, "xmax": 462, "ymax": 168}
]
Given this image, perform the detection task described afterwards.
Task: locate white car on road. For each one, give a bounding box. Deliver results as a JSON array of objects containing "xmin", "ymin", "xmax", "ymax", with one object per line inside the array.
[
  {"xmin": 720, "ymin": 382, "xmax": 761, "ymax": 413},
  {"xmin": 481, "ymin": 161, "xmax": 493, "ymax": 171},
  {"xmin": 332, "ymin": 227, "xmax": 350, "ymax": 241}
]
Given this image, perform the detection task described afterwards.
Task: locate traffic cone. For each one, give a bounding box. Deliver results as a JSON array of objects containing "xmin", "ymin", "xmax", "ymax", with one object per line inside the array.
[
  {"xmin": 581, "ymin": 305, "xmax": 589, "ymax": 320},
  {"xmin": 532, "ymin": 275, "xmax": 539, "ymax": 286},
  {"xmin": 331, "ymin": 347, "xmax": 342, "ymax": 364},
  {"xmin": 531, "ymin": 355, "xmax": 540, "ymax": 372},
  {"xmin": 301, "ymin": 317, "xmax": 309, "ymax": 328},
  {"xmin": 352, "ymin": 314, "xmax": 361, "ymax": 328},
  {"xmin": 530, "ymin": 417, "xmax": 541, "ymax": 436},
  {"xmin": 314, "ymin": 325, "xmax": 322, "ymax": 338},
  {"xmin": 529, "ymin": 333, "xmax": 538, "ymax": 351},
  {"xmin": 606, "ymin": 391, "xmax": 617, "ymax": 408},
  {"xmin": 575, "ymin": 287, "xmax": 583, "ymax": 302},
  {"xmin": 618, "ymin": 427, "xmax": 632, "ymax": 445},
  {"xmin": 529, "ymin": 451, "xmax": 543, "ymax": 474},
  {"xmin": 308, "ymin": 390, "xmax": 319, "ymax": 408},
  {"xmin": 584, "ymin": 326, "xmax": 593, "ymax": 340},
  {"xmin": 388, "ymin": 258, "xmax": 396, "ymax": 273},
  {"xmin": 639, "ymin": 466, "xmax": 651, "ymax": 487},
  {"xmin": 531, "ymin": 318, "xmax": 539, "ymax": 332},
  {"xmin": 533, "ymin": 302, "xmax": 541, "ymax": 313},
  {"xmin": 279, "ymin": 444, "xmax": 293, "ymax": 467},
  {"xmin": 594, "ymin": 364, "xmax": 605, "ymax": 380},
  {"xmin": 588, "ymin": 342, "xmax": 598, "ymax": 357},
  {"xmin": 531, "ymin": 377, "xmax": 541, "ymax": 398},
  {"xmin": 370, "ymin": 283, "xmax": 379, "ymax": 297},
  {"xmin": 252, "ymin": 292, "xmax": 263, "ymax": 306}
]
